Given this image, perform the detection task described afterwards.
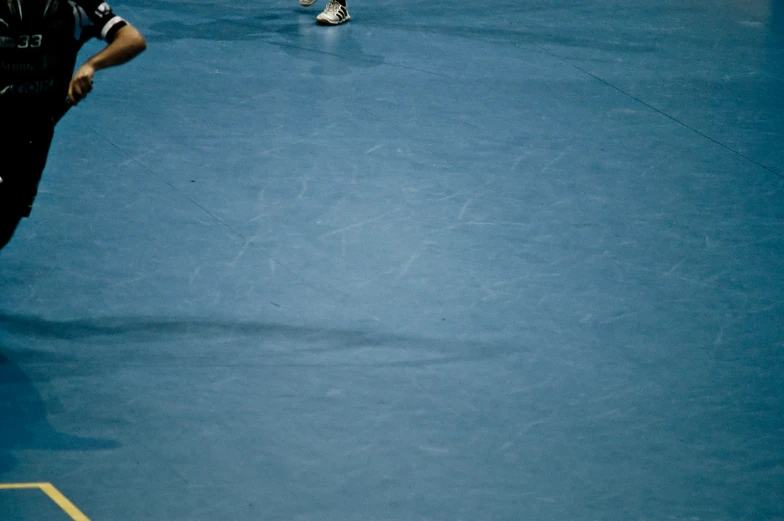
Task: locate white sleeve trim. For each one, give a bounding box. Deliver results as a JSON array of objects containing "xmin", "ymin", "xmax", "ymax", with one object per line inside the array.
[{"xmin": 100, "ymin": 15, "xmax": 124, "ymax": 40}]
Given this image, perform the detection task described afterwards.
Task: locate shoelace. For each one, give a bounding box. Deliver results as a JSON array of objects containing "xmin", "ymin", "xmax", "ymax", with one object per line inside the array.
[{"xmin": 324, "ymin": 0, "xmax": 343, "ymax": 14}]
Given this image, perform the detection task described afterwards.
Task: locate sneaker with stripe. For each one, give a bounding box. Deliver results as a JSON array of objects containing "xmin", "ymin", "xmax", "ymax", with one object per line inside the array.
[{"xmin": 316, "ymin": 0, "xmax": 350, "ymax": 25}]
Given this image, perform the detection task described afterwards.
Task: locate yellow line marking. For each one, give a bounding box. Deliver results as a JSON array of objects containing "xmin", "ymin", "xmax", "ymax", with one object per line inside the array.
[
  {"xmin": 40, "ymin": 483, "xmax": 91, "ymax": 521},
  {"xmin": 0, "ymin": 483, "xmax": 91, "ymax": 521}
]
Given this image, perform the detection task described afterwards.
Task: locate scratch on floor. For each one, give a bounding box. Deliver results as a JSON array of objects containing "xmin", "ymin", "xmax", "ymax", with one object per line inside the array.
[
  {"xmin": 188, "ymin": 266, "xmax": 201, "ymax": 286},
  {"xmin": 512, "ymin": 155, "xmax": 527, "ymax": 170},
  {"xmin": 229, "ymin": 239, "xmax": 252, "ymax": 265},
  {"xmin": 540, "ymin": 151, "xmax": 567, "ymax": 174},
  {"xmin": 236, "ymin": 91, "xmax": 273, "ymax": 106},
  {"xmin": 714, "ymin": 325, "xmax": 725, "ymax": 346},
  {"xmin": 299, "ymin": 177, "xmax": 309, "ymax": 199},
  {"xmin": 418, "ymin": 445, "xmax": 449, "ymax": 454},
  {"xmin": 662, "ymin": 259, "xmax": 685, "ymax": 276},
  {"xmin": 435, "ymin": 191, "xmax": 468, "ymax": 202},
  {"xmin": 398, "ymin": 252, "xmax": 421, "ymax": 278},
  {"xmin": 320, "ymin": 209, "xmax": 399, "ymax": 238},
  {"xmin": 458, "ymin": 197, "xmax": 475, "ymax": 220},
  {"xmin": 117, "ymin": 144, "xmax": 163, "ymax": 167}
]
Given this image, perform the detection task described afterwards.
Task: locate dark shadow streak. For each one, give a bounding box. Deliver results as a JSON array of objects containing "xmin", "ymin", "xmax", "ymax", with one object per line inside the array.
[{"xmin": 0, "ymin": 313, "xmax": 523, "ymax": 369}]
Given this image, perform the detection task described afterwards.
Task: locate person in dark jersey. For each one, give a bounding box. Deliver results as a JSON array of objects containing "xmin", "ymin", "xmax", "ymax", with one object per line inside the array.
[
  {"xmin": 299, "ymin": 0, "xmax": 350, "ymax": 26},
  {"xmin": 0, "ymin": 0, "xmax": 146, "ymax": 250}
]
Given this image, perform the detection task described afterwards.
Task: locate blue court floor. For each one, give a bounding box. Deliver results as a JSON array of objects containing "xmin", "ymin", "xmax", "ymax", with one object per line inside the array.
[{"xmin": 1, "ymin": 1, "xmax": 783, "ymax": 520}]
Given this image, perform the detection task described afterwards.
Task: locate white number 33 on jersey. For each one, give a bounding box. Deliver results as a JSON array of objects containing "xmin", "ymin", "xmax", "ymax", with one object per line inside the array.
[{"xmin": 18, "ymin": 34, "xmax": 43, "ymax": 48}]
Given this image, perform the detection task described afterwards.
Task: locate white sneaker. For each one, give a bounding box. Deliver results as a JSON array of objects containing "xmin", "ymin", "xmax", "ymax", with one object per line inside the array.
[
  {"xmin": 316, "ymin": 0, "xmax": 350, "ymax": 25},
  {"xmin": 299, "ymin": 0, "xmax": 318, "ymax": 7}
]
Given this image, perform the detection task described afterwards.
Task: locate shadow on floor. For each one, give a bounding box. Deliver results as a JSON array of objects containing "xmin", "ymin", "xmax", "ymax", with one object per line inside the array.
[
  {"xmin": 0, "ymin": 312, "xmax": 521, "ymax": 369},
  {"xmin": 0, "ymin": 349, "xmax": 120, "ymax": 476}
]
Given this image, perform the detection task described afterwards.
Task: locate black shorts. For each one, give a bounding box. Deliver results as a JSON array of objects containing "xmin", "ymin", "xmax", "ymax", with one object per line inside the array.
[{"xmin": 0, "ymin": 125, "xmax": 55, "ymax": 218}]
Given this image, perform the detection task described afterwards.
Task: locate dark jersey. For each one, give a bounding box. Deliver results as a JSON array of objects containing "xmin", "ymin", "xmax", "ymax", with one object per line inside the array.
[{"xmin": 0, "ymin": 0, "xmax": 126, "ymax": 123}]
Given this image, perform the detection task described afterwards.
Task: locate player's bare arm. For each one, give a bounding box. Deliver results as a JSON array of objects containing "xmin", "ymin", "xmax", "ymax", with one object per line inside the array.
[{"xmin": 69, "ymin": 24, "xmax": 147, "ymax": 104}]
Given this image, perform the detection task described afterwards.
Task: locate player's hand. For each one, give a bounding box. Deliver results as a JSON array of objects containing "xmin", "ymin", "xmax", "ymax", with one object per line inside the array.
[{"xmin": 68, "ymin": 63, "xmax": 96, "ymax": 104}]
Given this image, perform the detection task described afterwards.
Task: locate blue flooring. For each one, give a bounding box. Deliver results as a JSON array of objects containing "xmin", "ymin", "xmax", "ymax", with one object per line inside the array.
[{"xmin": 2, "ymin": 1, "xmax": 783, "ymax": 520}]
